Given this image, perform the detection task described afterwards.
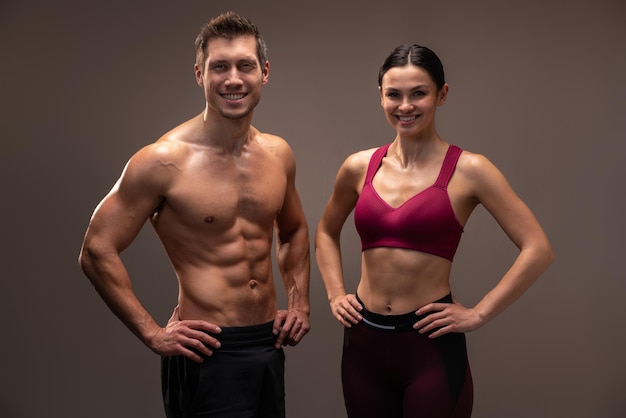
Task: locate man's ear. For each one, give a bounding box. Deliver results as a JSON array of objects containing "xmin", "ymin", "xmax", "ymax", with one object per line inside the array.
[
  {"xmin": 261, "ymin": 60, "xmax": 270, "ymax": 85},
  {"xmin": 194, "ymin": 63, "xmax": 203, "ymax": 87}
]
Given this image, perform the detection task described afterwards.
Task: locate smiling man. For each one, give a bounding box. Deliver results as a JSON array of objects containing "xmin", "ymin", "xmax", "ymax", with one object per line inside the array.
[{"xmin": 78, "ymin": 11, "xmax": 310, "ymax": 418}]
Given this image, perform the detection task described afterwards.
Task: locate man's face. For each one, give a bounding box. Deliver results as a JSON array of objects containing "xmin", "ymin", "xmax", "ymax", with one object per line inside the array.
[{"xmin": 196, "ymin": 35, "xmax": 269, "ymax": 120}]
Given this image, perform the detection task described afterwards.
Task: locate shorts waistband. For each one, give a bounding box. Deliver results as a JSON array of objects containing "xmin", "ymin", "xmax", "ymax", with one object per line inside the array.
[
  {"xmin": 356, "ymin": 293, "xmax": 452, "ymax": 332},
  {"xmin": 209, "ymin": 320, "xmax": 277, "ymax": 348}
]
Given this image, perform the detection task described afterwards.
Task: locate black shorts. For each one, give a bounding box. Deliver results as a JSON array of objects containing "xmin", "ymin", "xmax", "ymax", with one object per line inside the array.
[{"xmin": 161, "ymin": 321, "xmax": 285, "ymax": 418}]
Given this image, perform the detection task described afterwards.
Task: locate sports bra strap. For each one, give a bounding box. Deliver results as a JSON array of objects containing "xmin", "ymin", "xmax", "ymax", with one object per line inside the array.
[
  {"xmin": 365, "ymin": 143, "xmax": 461, "ymax": 189},
  {"xmin": 434, "ymin": 145, "xmax": 462, "ymax": 189},
  {"xmin": 364, "ymin": 143, "xmax": 391, "ymax": 184}
]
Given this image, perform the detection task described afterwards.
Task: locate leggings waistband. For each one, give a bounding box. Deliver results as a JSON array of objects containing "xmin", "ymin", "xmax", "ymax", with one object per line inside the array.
[{"xmin": 356, "ymin": 293, "xmax": 452, "ymax": 332}]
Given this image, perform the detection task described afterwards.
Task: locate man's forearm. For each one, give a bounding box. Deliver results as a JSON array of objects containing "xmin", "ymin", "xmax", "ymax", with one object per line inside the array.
[
  {"xmin": 276, "ymin": 225, "xmax": 311, "ymax": 312},
  {"xmin": 80, "ymin": 251, "xmax": 161, "ymax": 349}
]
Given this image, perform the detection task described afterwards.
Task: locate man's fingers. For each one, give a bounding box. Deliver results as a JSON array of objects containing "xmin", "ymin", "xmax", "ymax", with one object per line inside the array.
[
  {"xmin": 184, "ymin": 329, "xmax": 221, "ymax": 350},
  {"xmin": 286, "ymin": 318, "xmax": 309, "ymax": 345},
  {"xmin": 272, "ymin": 311, "xmax": 288, "ymax": 335},
  {"xmin": 275, "ymin": 318, "xmax": 295, "ymax": 347},
  {"xmin": 166, "ymin": 321, "xmax": 222, "ymax": 355},
  {"xmin": 273, "ymin": 310, "xmax": 310, "ymax": 347},
  {"xmin": 177, "ymin": 345, "xmax": 208, "ymax": 363},
  {"xmin": 183, "ymin": 319, "xmax": 221, "ymax": 334}
]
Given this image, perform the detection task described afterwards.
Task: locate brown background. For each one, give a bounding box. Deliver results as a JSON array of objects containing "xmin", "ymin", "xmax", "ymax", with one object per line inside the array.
[{"xmin": 1, "ymin": 0, "xmax": 624, "ymax": 417}]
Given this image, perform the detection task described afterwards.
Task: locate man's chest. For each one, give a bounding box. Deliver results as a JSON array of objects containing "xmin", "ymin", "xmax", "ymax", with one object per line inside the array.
[{"xmin": 164, "ymin": 166, "xmax": 287, "ymax": 225}]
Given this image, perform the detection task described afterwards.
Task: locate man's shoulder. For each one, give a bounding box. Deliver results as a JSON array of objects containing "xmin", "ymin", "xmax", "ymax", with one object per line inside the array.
[
  {"xmin": 251, "ymin": 128, "xmax": 293, "ymax": 157},
  {"xmin": 122, "ymin": 130, "xmax": 195, "ymax": 181},
  {"xmin": 133, "ymin": 136, "xmax": 189, "ymax": 163},
  {"xmin": 137, "ymin": 116, "xmax": 204, "ymax": 159},
  {"xmin": 252, "ymin": 127, "xmax": 288, "ymax": 146}
]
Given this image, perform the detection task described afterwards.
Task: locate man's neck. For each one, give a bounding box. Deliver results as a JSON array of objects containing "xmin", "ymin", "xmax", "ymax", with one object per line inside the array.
[{"xmin": 199, "ymin": 109, "xmax": 256, "ymax": 155}]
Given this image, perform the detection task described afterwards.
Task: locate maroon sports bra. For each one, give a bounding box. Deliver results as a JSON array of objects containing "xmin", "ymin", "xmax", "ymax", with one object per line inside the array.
[{"xmin": 354, "ymin": 143, "xmax": 464, "ymax": 261}]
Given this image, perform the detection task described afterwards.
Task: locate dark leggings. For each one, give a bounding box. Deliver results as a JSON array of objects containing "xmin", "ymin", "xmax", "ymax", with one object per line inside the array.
[
  {"xmin": 342, "ymin": 294, "xmax": 473, "ymax": 418},
  {"xmin": 161, "ymin": 321, "xmax": 285, "ymax": 418}
]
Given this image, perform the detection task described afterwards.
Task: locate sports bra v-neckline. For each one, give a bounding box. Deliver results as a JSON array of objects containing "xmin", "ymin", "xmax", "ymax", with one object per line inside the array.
[{"xmin": 368, "ymin": 143, "xmax": 455, "ymax": 210}]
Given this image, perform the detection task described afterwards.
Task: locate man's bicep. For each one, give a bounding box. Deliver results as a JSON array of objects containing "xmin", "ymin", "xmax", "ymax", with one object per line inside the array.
[
  {"xmin": 88, "ymin": 165, "xmax": 164, "ymax": 252},
  {"xmin": 276, "ymin": 182, "xmax": 308, "ymax": 240},
  {"xmin": 84, "ymin": 189, "xmax": 150, "ymax": 253}
]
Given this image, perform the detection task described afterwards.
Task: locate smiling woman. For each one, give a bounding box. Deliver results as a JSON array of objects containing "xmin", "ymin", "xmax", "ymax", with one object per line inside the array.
[{"xmin": 314, "ymin": 43, "xmax": 554, "ymax": 418}]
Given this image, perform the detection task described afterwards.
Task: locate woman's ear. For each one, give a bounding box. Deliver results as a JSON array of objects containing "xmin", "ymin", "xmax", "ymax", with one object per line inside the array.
[{"xmin": 437, "ymin": 83, "xmax": 449, "ymax": 105}]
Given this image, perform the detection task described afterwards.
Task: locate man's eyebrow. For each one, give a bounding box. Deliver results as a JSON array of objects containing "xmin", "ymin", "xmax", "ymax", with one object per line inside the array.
[{"xmin": 208, "ymin": 57, "xmax": 258, "ymax": 65}]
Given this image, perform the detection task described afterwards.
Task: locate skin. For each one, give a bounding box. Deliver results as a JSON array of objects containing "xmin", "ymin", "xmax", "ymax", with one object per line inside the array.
[
  {"xmin": 79, "ymin": 35, "xmax": 310, "ymax": 363},
  {"xmin": 315, "ymin": 63, "xmax": 553, "ymax": 338}
]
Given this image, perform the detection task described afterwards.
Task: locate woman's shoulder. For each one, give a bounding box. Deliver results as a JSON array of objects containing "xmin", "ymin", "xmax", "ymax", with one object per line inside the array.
[
  {"xmin": 330, "ymin": 145, "xmax": 383, "ymax": 188},
  {"xmin": 343, "ymin": 145, "xmax": 384, "ymax": 170},
  {"xmin": 454, "ymin": 147, "xmax": 512, "ymax": 197},
  {"xmin": 456, "ymin": 147, "xmax": 498, "ymax": 176}
]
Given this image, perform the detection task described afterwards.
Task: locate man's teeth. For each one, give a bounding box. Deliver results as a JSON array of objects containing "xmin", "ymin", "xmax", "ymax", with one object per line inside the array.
[{"xmin": 223, "ymin": 94, "xmax": 245, "ymax": 100}]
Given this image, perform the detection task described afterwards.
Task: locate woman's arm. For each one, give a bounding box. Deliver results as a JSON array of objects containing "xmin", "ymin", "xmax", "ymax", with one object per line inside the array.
[
  {"xmin": 315, "ymin": 152, "xmax": 369, "ymax": 327},
  {"xmin": 416, "ymin": 152, "xmax": 554, "ymax": 337}
]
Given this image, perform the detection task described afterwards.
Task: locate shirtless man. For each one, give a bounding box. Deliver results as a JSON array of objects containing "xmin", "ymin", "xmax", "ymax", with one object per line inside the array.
[{"xmin": 78, "ymin": 12, "xmax": 310, "ymax": 418}]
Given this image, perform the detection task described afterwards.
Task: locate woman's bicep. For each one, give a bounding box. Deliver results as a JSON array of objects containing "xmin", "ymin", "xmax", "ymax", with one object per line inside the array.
[
  {"xmin": 473, "ymin": 157, "xmax": 548, "ymax": 250},
  {"xmin": 317, "ymin": 161, "xmax": 363, "ymax": 237}
]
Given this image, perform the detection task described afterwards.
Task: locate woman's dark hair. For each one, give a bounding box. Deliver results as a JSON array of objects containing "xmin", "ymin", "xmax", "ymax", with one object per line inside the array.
[{"xmin": 378, "ymin": 44, "xmax": 445, "ymax": 90}]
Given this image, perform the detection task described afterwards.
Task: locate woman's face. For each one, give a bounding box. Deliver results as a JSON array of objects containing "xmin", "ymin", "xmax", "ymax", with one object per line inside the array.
[{"xmin": 379, "ymin": 64, "xmax": 447, "ymax": 138}]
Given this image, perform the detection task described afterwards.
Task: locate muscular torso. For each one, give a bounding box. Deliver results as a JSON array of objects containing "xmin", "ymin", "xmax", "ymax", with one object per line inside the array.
[
  {"xmin": 354, "ymin": 145, "xmax": 479, "ymax": 314},
  {"xmin": 148, "ymin": 120, "xmax": 288, "ymax": 326}
]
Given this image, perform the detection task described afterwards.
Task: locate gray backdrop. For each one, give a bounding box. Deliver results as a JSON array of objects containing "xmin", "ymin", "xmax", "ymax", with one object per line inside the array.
[{"xmin": 1, "ymin": 0, "xmax": 624, "ymax": 417}]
